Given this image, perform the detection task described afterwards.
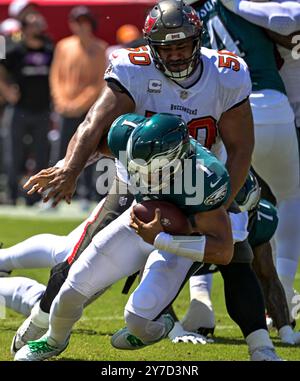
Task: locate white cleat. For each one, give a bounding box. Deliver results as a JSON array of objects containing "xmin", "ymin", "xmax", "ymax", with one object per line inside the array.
[
  {"xmin": 11, "ymin": 316, "xmax": 48, "ymax": 355},
  {"xmin": 14, "ymin": 335, "xmax": 69, "ymax": 361},
  {"xmin": 250, "ymin": 346, "xmax": 283, "ymax": 361}
]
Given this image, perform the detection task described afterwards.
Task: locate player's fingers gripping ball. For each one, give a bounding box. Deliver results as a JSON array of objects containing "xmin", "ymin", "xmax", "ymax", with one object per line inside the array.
[{"xmin": 132, "ymin": 200, "xmax": 192, "ymax": 235}]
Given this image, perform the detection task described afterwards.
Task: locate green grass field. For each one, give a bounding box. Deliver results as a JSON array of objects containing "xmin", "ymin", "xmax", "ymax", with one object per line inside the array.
[{"xmin": 0, "ymin": 215, "xmax": 299, "ymax": 361}]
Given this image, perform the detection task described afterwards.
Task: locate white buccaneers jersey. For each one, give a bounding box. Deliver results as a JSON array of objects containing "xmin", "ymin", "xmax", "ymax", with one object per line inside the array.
[
  {"xmin": 104, "ymin": 45, "xmax": 251, "ymax": 161},
  {"xmin": 278, "ymin": 46, "xmax": 300, "ymax": 126}
]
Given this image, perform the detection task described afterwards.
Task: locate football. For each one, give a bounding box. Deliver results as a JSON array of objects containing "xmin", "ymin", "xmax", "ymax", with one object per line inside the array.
[{"xmin": 133, "ymin": 200, "xmax": 192, "ymax": 235}]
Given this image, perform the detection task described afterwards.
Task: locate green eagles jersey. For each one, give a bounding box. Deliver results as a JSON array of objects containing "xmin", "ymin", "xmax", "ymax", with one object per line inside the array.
[
  {"xmin": 195, "ymin": 0, "xmax": 286, "ymax": 93},
  {"xmin": 108, "ymin": 116, "xmax": 230, "ymax": 217},
  {"xmin": 248, "ymin": 199, "xmax": 278, "ymax": 247}
]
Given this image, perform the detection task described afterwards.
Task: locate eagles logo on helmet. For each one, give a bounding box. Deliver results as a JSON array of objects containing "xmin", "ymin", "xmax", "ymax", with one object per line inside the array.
[{"xmin": 127, "ymin": 113, "xmax": 190, "ymax": 192}]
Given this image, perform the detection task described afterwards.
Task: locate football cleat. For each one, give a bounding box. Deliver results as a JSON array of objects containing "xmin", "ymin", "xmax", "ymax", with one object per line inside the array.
[
  {"xmin": 169, "ymin": 322, "xmax": 214, "ymax": 344},
  {"xmin": 111, "ymin": 314, "xmax": 174, "ymax": 350},
  {"xmin": 11, "ymin": 315, "xmax": 48, "ymax": 355},
  {"xmin": 11, "ymin": 303, "xmax": 49, "ymax": 355},
  {"xmin": 196, "ymin": 326, "xmax": 215, "ymax": 338},
  {"xmin": 14, "ymin": 335, "xmax": 69, "ymax": 361},
  {"xmin": 250, "ymin": 346, "xmax": 283, "ymax": 361}
]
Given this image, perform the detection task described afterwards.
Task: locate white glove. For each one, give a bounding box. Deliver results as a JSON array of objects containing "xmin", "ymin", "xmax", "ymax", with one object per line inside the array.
[
  {"xmin": 266, "ymin": 315, "xmax": 273, "ymax": 331},
  {"xmin": 219, "ymin": 0, "xmax": 240, "ymax": 13},
  {"xmin": 279, "ymin": 325, "xmax": 300, "ymax": 345},
  {"xmin": 168, "ymin": 322, "xmax": 214, "ymax": 345}
]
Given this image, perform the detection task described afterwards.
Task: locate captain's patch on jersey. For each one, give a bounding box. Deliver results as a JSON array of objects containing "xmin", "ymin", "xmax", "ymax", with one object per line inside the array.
[
  {"xmin": 148, "ymin": 80, "xmax": 162, "ymax": 93},
  {"xmin": 204, "ymin": 183, "xmax": 228, "ymax": 206}
]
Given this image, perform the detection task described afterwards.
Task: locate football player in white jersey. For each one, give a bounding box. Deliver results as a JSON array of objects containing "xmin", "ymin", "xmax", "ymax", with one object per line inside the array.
[
  {"xmin": 186, "ymin": 0, "xmax": 300, "ymax": 325},
  {"xmin": 215, "ymin": 0, "xmax": 300, "ymax": 326},
  {"xmin": 17, "ymin": 1, "xmax": 281, "ymax": 361}
]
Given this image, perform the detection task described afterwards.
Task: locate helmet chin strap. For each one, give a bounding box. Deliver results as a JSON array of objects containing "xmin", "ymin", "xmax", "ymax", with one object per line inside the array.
[{"xmin": 162, "ymin": 44, "xmax": 200, "ymax": 81}]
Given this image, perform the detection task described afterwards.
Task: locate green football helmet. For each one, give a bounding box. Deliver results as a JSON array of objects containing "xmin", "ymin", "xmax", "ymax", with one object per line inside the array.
[
  {"xmin": 108, "ymin": 113, "xmax": 147, "ymax": 157},
  {"xmin": 127, "ymin": 113, "xmax": 190, "ymax": 192},
  {"xmin": 235, "ymin": 171, "xmax": 261, "ymax": 212}
]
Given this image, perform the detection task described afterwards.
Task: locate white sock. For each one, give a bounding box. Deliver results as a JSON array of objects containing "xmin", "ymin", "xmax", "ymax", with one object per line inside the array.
[
  {"xmin": 246, "ymin": 329, "xmax": 274, "ymax": 352},
  {"xmin": 0, "ymin": 277, "xmax": 45, "ymax": 316},
  {"xmin": 31, "ymin": 302, "xmax": 50, "ymax": 329},
  {"xmin": 181, "ymin": 274, "xmax": 215, "ymax": 331},
  {"xmin": 277, "ymin": 258, "xmax": 298, "ymax": 318}
]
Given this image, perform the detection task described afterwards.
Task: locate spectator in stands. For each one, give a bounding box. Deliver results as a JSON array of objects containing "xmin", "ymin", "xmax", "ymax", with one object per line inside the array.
[
  {"xmin": 50, "ymin": 6, "xmax": 108, "ymax": 209},
  {"xmin": 0, "ymin": 12, "xmax": 53, "ymax": 205},
  {"xmin": 8, "ymin": 0, "xmax": 39, "ymax": 22},
  {"xmin": 106, "ymin": 23, "xmax": 144, "ymax": 63}
]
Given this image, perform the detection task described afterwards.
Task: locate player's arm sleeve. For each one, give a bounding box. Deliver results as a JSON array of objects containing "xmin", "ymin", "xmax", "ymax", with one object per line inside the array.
[
  {"xmin": 104, "ymin": 49, "xmax": 140, "ymax": 106},
  {"xmin": 220, "ymin": 57, "xmax": 252, "ymax": 112},
  {"xmin": 236, "ymin": 1, "xmax": 300, "ymax": 36}
]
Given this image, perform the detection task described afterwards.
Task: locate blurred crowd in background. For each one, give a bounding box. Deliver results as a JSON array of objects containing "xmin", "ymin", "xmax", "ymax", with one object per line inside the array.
[{"xmin": 0, "ymin": 0, "xmax": 145, "ymax": 210}]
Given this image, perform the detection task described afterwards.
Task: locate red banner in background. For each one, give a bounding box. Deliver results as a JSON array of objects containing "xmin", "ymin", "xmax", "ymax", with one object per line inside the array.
[{"xmin": 0, "ymin": 0, "xmax": 156, "ymax": 44}]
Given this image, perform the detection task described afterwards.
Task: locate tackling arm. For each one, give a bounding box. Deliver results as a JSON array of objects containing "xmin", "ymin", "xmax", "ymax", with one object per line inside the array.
[
  {"xmin": 23, "ymin": 82, "xmax": 135, "ymax": 205},
  {"xmin": 63, "ymin": 83, "xmax": 135, "ymax": 178},
  {"xmin": 218, "ymin": 99, "xmax": 254, "ymax": 209}
]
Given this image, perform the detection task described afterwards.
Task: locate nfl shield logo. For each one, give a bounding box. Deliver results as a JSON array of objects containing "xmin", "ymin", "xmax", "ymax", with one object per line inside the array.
[{"xmin": 180, "ymin": 90, "xmax": 189, "ymax": 100}]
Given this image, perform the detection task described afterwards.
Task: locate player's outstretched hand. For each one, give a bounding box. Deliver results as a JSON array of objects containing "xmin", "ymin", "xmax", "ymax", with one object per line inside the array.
[
  {"xmin": 23, "ymin": 167, "xmax": 78, "ymax": 207},
  {"xmin": 130, "ymin": 207, "xmax": 164, "ymax": 245},
  {"xmin": 168, "ymin": 322, "xmax": 214, "ymax": 345}
]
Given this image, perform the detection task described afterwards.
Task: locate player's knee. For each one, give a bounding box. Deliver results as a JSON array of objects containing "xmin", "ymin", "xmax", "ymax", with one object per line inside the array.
[{"xmin": 54, "ymin": 283, "xmax": 88, "ymax": 316}]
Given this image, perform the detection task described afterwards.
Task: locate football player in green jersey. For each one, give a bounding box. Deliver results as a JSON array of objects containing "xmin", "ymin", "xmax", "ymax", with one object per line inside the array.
[
  {"xmin": 14, "ymin": 113, "xmax": 234, "ymax": 361},
  {"xmin": 15, "ymin": 2, "xmax": 280, "ymax": 361}
]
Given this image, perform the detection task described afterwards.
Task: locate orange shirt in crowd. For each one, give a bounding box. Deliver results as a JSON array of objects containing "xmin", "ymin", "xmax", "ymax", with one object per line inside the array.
[{"xmin": 50, "ymin": 35, "xmax": 108, "ymax": 117}]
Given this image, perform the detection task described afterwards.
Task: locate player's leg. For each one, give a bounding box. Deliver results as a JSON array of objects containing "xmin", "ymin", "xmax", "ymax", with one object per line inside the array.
[
  {"xmin": 181, "ymin": 273, "xmax": 215, "ymax": 336},
  {"xmin": 252, "ymin": 242, "xmax": 300, "ymax": 344},
  {"xmin": 0, "ymin": 277, "xmax": 45, "ymax": 317},
  {"xmin": 111, "ymin": 250, "xmax": 197, "ymax": 349},
  {"xmin": 38, "ymin": 177, "xmax": 134, "ymax": 315},
  {"xmin": 0, "ymin": 197, "xmax": 109, "ymax": 275},
  {"xmin": 14, "ymin": 208, "xmax": 153, "ymax": 361},
  {"xmin": 181, "ymin": 210, "xmax": 249, "ymax": 337},
  {"xmin": 275, "ymin": 199, "xmax": 300, "ymax": 320},
  {"xmin": 0, "ymin": 234, "xmax": 72, "ymax": 275},
  {"xmin": 218, "ymin": 239, "xmax": 281, "ymax": 361},
  {"xmin": 12, "ymin": 178, "xmax": 134, "ymax": 352},
  {"xmin": 250, "ymin": 89, "xmax": 300, "ymax": 317}
]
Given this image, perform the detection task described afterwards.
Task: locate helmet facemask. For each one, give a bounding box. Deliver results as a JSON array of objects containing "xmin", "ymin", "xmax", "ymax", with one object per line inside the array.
[
  {"xmin": 149, "ymin": 37, "xmax": 201, "ymax": 81},
  {"xmin": 127, "ymin": 136, "xmax": 188, "ymax": 193},
  {"xmin": 126, "ymin": 113, "xmax": 190, "ymax": 193}
]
